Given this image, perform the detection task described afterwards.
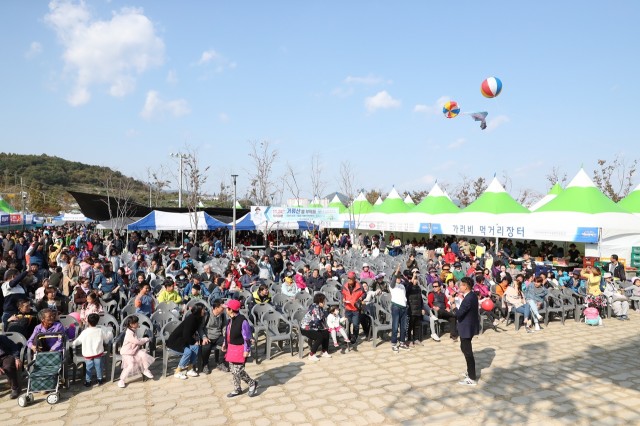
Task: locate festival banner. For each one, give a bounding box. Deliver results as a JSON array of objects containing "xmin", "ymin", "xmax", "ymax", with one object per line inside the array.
[{"xmin": 251, "ymin": 206, "xmax": 340, "ymax": 223}]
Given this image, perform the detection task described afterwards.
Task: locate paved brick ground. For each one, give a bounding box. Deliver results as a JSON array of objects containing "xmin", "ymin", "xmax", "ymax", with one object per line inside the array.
[{"xmin": 2, "ymin": 313, "xmax": 640, "ymax": 425}]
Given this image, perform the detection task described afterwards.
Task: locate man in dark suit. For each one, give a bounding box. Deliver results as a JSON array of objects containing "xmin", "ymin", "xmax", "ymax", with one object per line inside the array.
[{"xmin": 456, "ymin": 277, "xmax": 480, "ymax": 386}]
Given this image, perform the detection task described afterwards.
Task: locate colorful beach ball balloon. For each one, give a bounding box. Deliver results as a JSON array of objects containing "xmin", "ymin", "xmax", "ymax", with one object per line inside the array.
[
  {"xmin": 442, "ymin": 101, "xmax": 460, "ymax": 118},
  {"xmin": 481, "ymin": 77, "xmax": 502, "ymax": 98}
]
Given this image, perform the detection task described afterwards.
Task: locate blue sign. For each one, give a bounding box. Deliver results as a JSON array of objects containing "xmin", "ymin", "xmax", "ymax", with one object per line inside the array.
[
  {"xmin": 418, "ymin": 223, "xmax": 430, "ymax": 233},
  {"xmin": 0, "ymin": 215, "xmax": 9, "ymax": 226},
  {"xmin": 574, "ymin": 227, "xmax": 599, "ymax": 243},
  {"xmin": 430, "ymin": 223, "xmax": 443, "ymax": 234}
]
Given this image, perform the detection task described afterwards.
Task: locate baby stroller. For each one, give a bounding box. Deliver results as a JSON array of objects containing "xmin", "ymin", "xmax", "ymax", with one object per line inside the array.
[{"xmin": 18, "ymin": 332, "xmax": 67, "ymax": 407}]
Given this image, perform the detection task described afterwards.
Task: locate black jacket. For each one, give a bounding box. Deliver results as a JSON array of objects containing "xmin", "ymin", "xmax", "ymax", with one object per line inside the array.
[
  {"xmin": 406, "ymin": 284, "xmax": 423, "ymax": 316},
  {"xmin": 167, "ymin": 314, "xmax": 203, "ymax": 351}
]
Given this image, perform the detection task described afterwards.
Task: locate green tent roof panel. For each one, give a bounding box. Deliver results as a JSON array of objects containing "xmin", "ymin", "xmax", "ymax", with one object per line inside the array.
[
  {"xmin": 463, "ymin": 178, "xmax": 529, "ymax": 214},
  {"xmin": 373, "ymin": 188, "xmax": 411, "ymax": 214},
  {"xmin": 411, "ymin": 183, "xmax": 460, "ymax": 214}
]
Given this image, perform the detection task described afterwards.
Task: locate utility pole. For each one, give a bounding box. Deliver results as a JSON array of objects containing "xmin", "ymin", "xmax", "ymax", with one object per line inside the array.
[
  {"xmin": 231, "ymin": 174, "xmax": 238, "ymax": 250},
  {"xmin": 20, "ymin": 177, "xmax": 25, "ymax": 230}
]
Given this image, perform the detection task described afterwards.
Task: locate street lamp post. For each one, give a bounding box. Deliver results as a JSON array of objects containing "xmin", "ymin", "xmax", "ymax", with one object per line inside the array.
[
  {"xmin": 170, "ymin": 153, "xmax": 187, "ymax": 208},
  {"xmin": 231, "ymin": 174, "xmax": 238, "ymax": 250}
]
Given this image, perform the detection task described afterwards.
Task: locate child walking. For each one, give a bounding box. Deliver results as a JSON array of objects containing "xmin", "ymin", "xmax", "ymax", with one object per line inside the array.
[
  {"xmin": 326, "ymin": 305, "xmax": 349, "ymax": 347},
  {"xmin": 71, "ymin": 313, "xmax": 113, "ymax": 386},
  {"xmin": 118, "ymin": 315, "xmax": 155, "ymax": 388}
]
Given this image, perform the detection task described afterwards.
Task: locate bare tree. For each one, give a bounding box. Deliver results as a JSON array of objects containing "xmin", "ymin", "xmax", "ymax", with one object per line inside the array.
[
  {"xmin": 452, "ymin": 175, "xmax": 487, "ymax": 207},
  {"xmin": 310, "ymin": 153, "xmax": 326, "ymax": 201},
  {"xmin": 592, "ymin": 155, "xmax": 638, "ymax": 202},
  {"xmin": 339, "ymin": 161, "xmax": 358, "ymax": 237},
  {"xmin": 147, "ymin": 165, "xmax": 172, "ymax": 207},
  {"xmin": 247, "ymin": 140, "xmax": 279, "ymax": 205},
  {"xmin": 472, "ymin": 177, "xmax": 487, "ymax": 200},
  {"xmin": 283, "ymin": 162, "xmax": 302, "ymax": 205},
  {"xmin": 545, "ymin": 166, "xmax": 568, "ymax": 189},
  {"xmin": 365, "ymin": 189, "xmax": 383, "ymax": 205},
  {"xmin": 183, "ymin": 151, "xmax": 210, "ymax": 241},
  {"xmin": 101, "ymin": 171, "xmax": 135, "ymax": 233},
  {"xmin": 410, "ymin": 190, "xmax": 429, "ymax": 204},
  {"xmin": 516, "ymin": 188, "xmax": 543, "ymax": 207}
]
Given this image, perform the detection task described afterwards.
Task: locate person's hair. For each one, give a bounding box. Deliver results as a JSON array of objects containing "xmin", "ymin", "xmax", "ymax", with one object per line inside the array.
[
  {"xmin": 55, "ymin": 266, "xmax": 62, "ymax": 273},
  {"xmin": 44, "ymin": 287, "xmax": 57, "ymax": 297},
  {"xmin": 535, "ymin": 276, "xmax": 544, "ymax": 284},
  {"xmin": 38, "ymin": 308, "xmax": 55, "ymax": 321},
  {"xmin": 164, "ymin": 279, "xmax": 175, "ymax": 287},
  {"xmin": 588, "ymin": 302, "xmax": 597, "ymax": 308},
  {"xmin": 124, "ymin": 315, "xmax": 139, "ymax": 330},
  {"xmin": 18, "ymin": 299, "xmax": 31, "ymax": 308},
  {"xmin": 313, "ymin": 293, "xmax": 326, "ymax": 305},
  {"xmin": 4, "ymin": 268, "xmax": 19, "ymax": 280},
  {"xmin": 211, "ymin": 299, "xmax": 223, "ymax": 309},
  {"xmin": 191, "ymin": 303, "xmax": 205, "ymax": 318},
  {"xmin": 87, "ymin": 313, "xmax": 100, "ymax": 327},
  {"xmin": 501, "ymin": 274, "xmax": 513, "ymax": 285},
  {"xmin": 592, "ymin": 267, "xmax": 601, "ymax": 276},
  {"xmin": 329, "ymin": 304, "xmax": 339, "ymax": 313},
  {"xmin": 192, "ymin": 284, "xmax": 201, "ymax": 291},
  {"xmin": 459, "ymin": 277, "xmax": 473, "ymax": 290},
  {"xmin": 258, "ymin": 284, "xmax": 268, "ymax": 292}
]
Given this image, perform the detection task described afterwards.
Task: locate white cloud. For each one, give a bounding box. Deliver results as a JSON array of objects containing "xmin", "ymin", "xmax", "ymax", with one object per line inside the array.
[
  {"xmin": 344, "ymin": 75, "xmax": 385, "ymax": 85},
  {"xmin": 486, "ymin": 115, "xmax": 509, "ymax": 132},
  {"xmin": 140, "ymin": 90, "xmax": 190, "ymax": 119},
  {"xmin": 166, "ymin": 69, "xmax": 178, "ymax": 84},
  {"xmin": 448, "ymin": 138, "xmax": 466, "ymax": 149},
  {"xmin": 364, "ymin": 90, "xmax": 401, "ymax": 112},
  {"xmin": 25, "ymin": 41, "xmax": 43, "ymax": 58},
  {"xmin": 45, "ymin": 0, "xmax": 165, "ymax": 106},
  {"xmin": 218, "ymin": 112, "xmax": 230, "ymax": 122},
  {"xmin": 196, "ymin": 49, "xmax": 236, "ymax": 72},
  {"xmin": 414, "ymin": 96, "xmax": 450, "ymax": 115}
]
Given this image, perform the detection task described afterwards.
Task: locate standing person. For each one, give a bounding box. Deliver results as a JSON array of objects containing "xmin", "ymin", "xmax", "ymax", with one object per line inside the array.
[
  {"xmin": 341, "ymin": 272, "xmax": 365, "ymax": 346},
  {"xmin": 199, "ymin": 299, "xmax": 228, "ymax": 374},
  {"xmin": 389, "ymin": 272, "xmax": 410, "ymax": 352},
  {"xmin": 457, "ymin": 277, "xmax": 480, "ymax": 386},
  {"xmin": 167, "ymin": 304, "xmax": 207, "ymax": 379},
  {"xmin": 406, "ymin": 274, "xmax": 426, "ymax": 346},
  {"xmin": 71, "ymin": 313, "xmax": 113, "ymax": 386},
  {"xmin": 608, "ymin": 255, "xmax": 626, "ymax": 281},
  {"xmin": 222, "ymin": 299, "xmax": 258, "ymax": 398}
]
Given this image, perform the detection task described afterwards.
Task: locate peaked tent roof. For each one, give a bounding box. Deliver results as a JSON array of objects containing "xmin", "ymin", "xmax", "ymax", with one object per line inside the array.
[
  {"xmin": 308, "ymin": 197, "xmax": 323, "ymax": 208},
  {"xmin": 373, "ymin": 188, "xmax": 411, "ymax": 214},
  {"xmin": 463, "ymin": 178, "xmax": 530, "ymax": 214},
  {"xmin": 618, "ymin": 182, "xmax": 640, "ymax": 213},
  {"xmin": 411, "ymin": 183, "xmax": 460, "ymax": 214},
  {"xmin": 374, "ymin": 196, "xmax": 383, "ymax": 205},
  {"xmin": 328, "ymin": 195, "xmax": 348, "ymax": 214},
  {"xmin": 128, "ymin": 211, "xmax": 228, "ymax": 231},
  {"xmin": 404, "ymin": 194, "xmax": 415, "ymax": 206},
  {"xmin": 536, "ymin": 169, "xmax": 629, "ymax": 214},
  {"xmin": 351, "ymin": 192, "xmax": 374, "ymax": 215},
  {"xmin": 0, "ymin": 196, "xmax": 15, "ymax": 213},
  {"xmin": 529, "ymin": 182, "xmax": 563, "ymax": 211}
]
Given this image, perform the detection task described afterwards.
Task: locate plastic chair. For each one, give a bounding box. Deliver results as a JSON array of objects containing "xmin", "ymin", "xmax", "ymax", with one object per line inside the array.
[
  {"xmin": 282, "ymin": 301, "xmax": 305, "ymax": 323},
  {"xmin": 151, "ymin": 311, "xmax": 179, "ymax": 330},
  {"xmin": 99, "ymin": 299, "xmax": 119, "ymax": 316},
  {"xmin": 160, "ymin": 321, "xmax": 182, "ymax": 378},
  {"xmin": 261, "ymin": 311, "xmax": 293, "ymax": 360},
  {"xmin": 58, "ymin": 315, "xmax": 81, "ymax": 340},
  {"xmin": 365, "ymin": 303, "xmax": 392, "ymax": 348},
  {"xmin": 292, "ymin": 310, "xmax": 309, "ymax": 358},
  {"xmin": 4, "ymin": 332, "xmax": 28, "ymax": 368},
  {"xmin": 97, "ymin": 313, "xmax": 120, "ymax": 336},
  {"xmin": 119, "ymin": 313, "xmax": 153, "ymax": 332},
  {"xmin": 110, "ymin": 325, "xmax": 152, "ymax": 382},
  {"xmin": 294, "ymin": 292, "xmax": 313, "ymax": 307},
  {"xmin": 272, "ymin": 293, "xmax": 291, "ymax": 311}
]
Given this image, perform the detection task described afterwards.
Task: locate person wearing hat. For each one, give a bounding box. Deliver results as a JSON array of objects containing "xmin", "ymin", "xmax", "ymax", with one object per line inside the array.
[
  {"xmin": 281, "ymin": 276, "xmax": 299, "ymax": 297},
  {"xmin": 223, "ymin": 299, "xmax": 258, "ymax": 397},
  {"xmin": 372, "ymin": 273, "xmax": 389, "ymax": 293},
  {"xmin": 360, "ymin": 263, "xmax": 375, "ymax": 280},
  {"xmin": 341, "ymin": 271, "xmax": 365, "ymax": 345},
  {"xmin": 603, "ymin": 272, "xmax": 630, "ymax": 320}
]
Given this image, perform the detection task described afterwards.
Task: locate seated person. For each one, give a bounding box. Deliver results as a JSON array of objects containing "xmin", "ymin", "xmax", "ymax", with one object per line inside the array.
[
  {"xmin": 157, "ymin": 279, "xmax": 183, "ymax": 304},
  {"xmin": 372, "ymin": 273, "xmax": 389, "ymax": 293},
  {"xmin": 36, "ymin": 287, "xmax": 68, "ymax": 315},
  {"xmin": 250, "ymin": 284, "xmax": 272, "ymax": 311},
  {"xmin": 6, "ymin": 299, "xmax": 39, "ymax": 338},
  {"xmin": 27, "ymin": 308, "xmax": 65, "ymax": 352},
  {"xmin": 73, "ymin": 277, "xmax": 92, "ymax": 306},
  {"xmin": 79, "ymin": 292, "xmax": 104, "ymax": 324},
  {"xmin": 210, "ymin": 277, "xmax": 227, "ymax": 300},
  {"xmin": 281, "ymin": 276, "xmax": 299, "ymax": 297},
  {"xmin": 181, "ymin": 275, "xmax": 210, "ymax": 299},
  {"xmin": 306, "ymin": 269, "xmax": 326, "ymax": 293},
  {"xmin": 183, "ymin": 283, "xmax": 207, "ymax": 303},
  {"xmin": 0, "ymin": 334, "xmax": 23, "ymax": 399},
  {"xmin": 427, "ymin": 281, "xmax": 458, "ymax": 341},
  {"xmin": 134, "ymin": 283, "xmax": 155, "ymax": 316}
]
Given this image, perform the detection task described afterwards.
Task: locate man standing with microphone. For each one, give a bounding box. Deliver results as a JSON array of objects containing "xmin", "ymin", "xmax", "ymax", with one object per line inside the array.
[{"xmin": 456, "ymin": 277, "xmax": 480, "ymax": 386}]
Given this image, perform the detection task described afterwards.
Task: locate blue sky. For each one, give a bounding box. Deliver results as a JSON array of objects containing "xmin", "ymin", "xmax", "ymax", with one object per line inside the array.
[{"xmin": 1, "ymin": 1, "xmax": 639, "ymax": 203}]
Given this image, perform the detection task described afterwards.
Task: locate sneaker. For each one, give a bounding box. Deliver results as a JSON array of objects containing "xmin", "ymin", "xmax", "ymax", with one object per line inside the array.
[
  {"xmin": 174, "ymin": 372, "xmax": 188, "ymax": 380},
  {"xmin": 308, "ymin": 354, "xmax": 320, "ymax": 362},
  {"xmin": 536, "ymin": 314, "xmax": 543, "ymax": 320},
  {"xmin": 534, "ymin": 324, "xmax": 541, "ymax": 331},
  {"xmin": 10, "ymin": 389, "xmax": 19, "ymax": 399},
  {"xmin": 97, "ymin": 379, "xmax": 104, "ymax": 386},
  {"xmin": 458, "ymin": 377, "xmax": 477, "ymax": 386},
  {"xmin": 248, "ymin": 381, "xmax": 259, "ymax": 397},
  {"xmin": 117, "ymin": 380, "xmax": 126, "ymax": 388},
  {"xmin": 525, "ymin": 326, "xmax": 534, "ymax": 333},
  {"xmin": 217, "ymin": 363, "xmax": 230, "ymax": 373},
  {"xmin": 431, "ymin": 333, "xmax": 441, "ymax": 342},
  {"xmin": 333, "ymin": 343, "xmax": 339, "ymax": 348},
  {"xmin": 84, "ymin": 381, "xmax": 92, "ymax": 387},
  {"xmin": 321, "ymin": 352, "xmax": 332, "ymax": 358},
  {"xmin": 492, "ymin": 319, "xmax": 499, "ymax": 326},
  {"xmin": 399, "ymin": 343, "xmax": 411, "ymax": 351},
  {"xmin": 186, "ymin": 369, "xmax": 199, "ymax": 377},
  {"xmin": 143, "ymin": 370, "xmax": 154, "ymax": 379},
  {"xmin": 391, "ymin": 345, "xmax": 399, "ymax": 352},
  {"xmin": 460, "ymin": 371, "xmax": 469, "ymax": 378},
  {"xmin": 201, "ymin": 365, "xmax": 211, "ymax": 375},
  {"xmin": 414, "ymin": 340, "xmax": 424, "ymax": 346},
  {"xmin": 227, "ymin": 390, "xmax": 242, "ymax": 398},
  {"xmin": 451, "ymin": 336, "xmax": 458, "ymax": 342}
]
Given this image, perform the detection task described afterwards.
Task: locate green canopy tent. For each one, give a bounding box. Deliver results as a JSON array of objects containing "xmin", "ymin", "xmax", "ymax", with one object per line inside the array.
[
  {"xmin": 618, "ymin": 183, "xmax": 640, "ymax": 213},
  {"xmin": 0, "ymin": 196, "xmax": 15, "ymax": 213},
  {"xmin": 328, "ymin": 194, "xmax": 348, "ymax": 214},
  {"xmin": 529, "ymin": 182, "xmax": 563, "ymax": 211},
  {"xmin": 371, "ymin": 187, "xmax": 411, "ymax": 214}
]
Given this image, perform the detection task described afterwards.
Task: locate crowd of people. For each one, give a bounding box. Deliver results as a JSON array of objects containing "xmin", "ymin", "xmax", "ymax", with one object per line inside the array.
[{"xmin": 1, "ymin": 225, "xmax": 639, "ymax": 399}]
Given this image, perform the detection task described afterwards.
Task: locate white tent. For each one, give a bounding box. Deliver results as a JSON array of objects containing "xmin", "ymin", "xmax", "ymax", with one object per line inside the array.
[{"xmin": 127, "ymin": 211, "xmax": 227, "ymax": 231}]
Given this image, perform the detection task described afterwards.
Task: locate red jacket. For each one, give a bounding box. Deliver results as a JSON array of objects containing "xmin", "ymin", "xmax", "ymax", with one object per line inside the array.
[
  {"xmin": 341, "ymin": 281, "xmax": 365, "ymax": 312},
  {"xmin": 427, "ymin": 291, "xmax": 450, "ymax": 310}
]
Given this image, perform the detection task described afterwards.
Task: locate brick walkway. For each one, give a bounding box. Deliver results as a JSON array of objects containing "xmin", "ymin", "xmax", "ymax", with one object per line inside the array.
[{"xmin": 2, "ymin": 314, "xmax": 639, "ymax": 425}]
